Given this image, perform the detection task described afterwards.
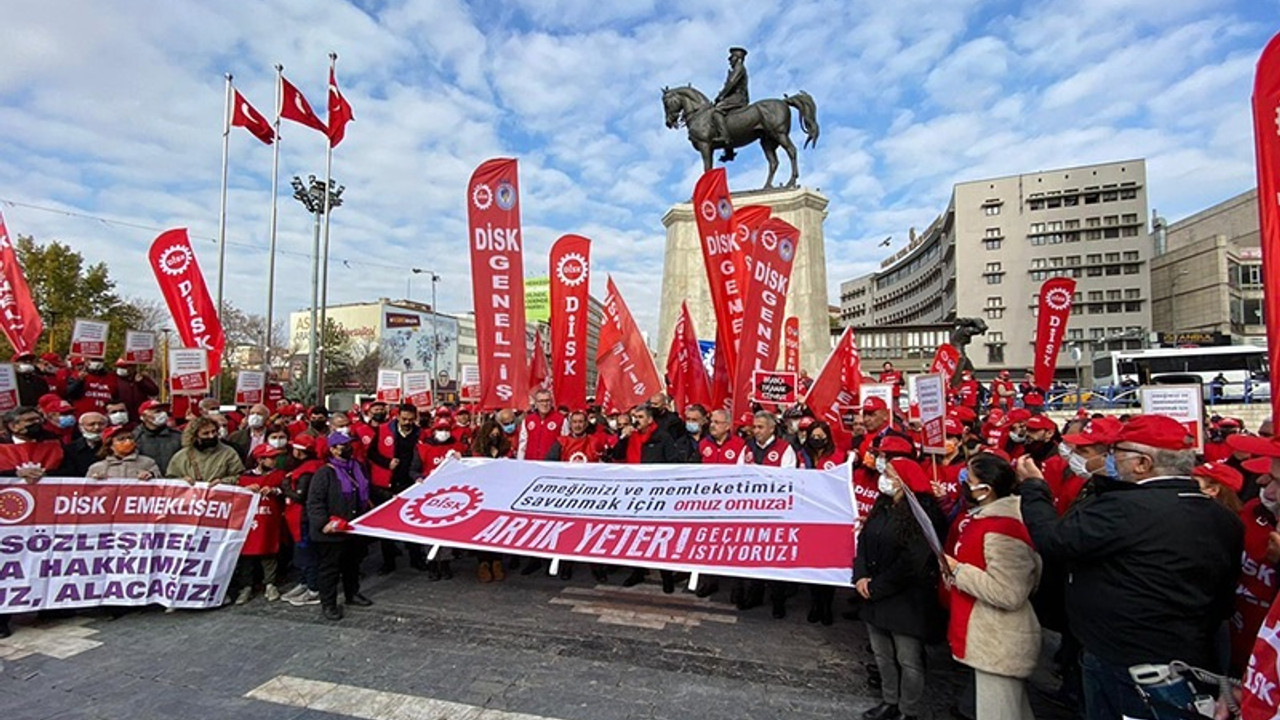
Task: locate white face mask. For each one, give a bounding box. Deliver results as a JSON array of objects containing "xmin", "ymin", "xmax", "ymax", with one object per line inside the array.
[
  {"xmin": 1068, "ymin": 452, "xmax": 1090, "ymax": 478},
  {"xmin": 874, "ymin": 456, "xmax": 887, "ymax": 474},
  {"xmin": 149, "ymin": 411, "xmax": 169, "ymax": 426},
  {"xmin": 1009, "ymin": 432, "xmax": 1025, "ymax": 444},
  {"xmin": 1057, "ymin": 443, "xmax": 1072, "ymax": 459},
  {"xmin": 116, "ymin": 368, "xmax": 130, "ymax": 377},
  {"xmin": 16, "ymin": 363, "xmax": 34, "ymax": 373},
  {"xmin": 607, "ymin": 419, "xmax": 619, "ymax": 431},
  {"xmin": 247, "ymin": 414, "xmax": 266, "ymax": 429},
  {"xmin": 877, "ymin": 475, "xmax": 898, "ymax": 495},
  {"xmin": 268, "ymin": 437, "xmax": 288, "ymax": 449},
  {"xmin": 335, "ymin": 426, "xmax": 350, "ymax": 435},
  {"xmin": 108, "ymin": 411, "xmax": 128, "ymax": 426},
  {"xmin": 434, "ymin": 430, "xmax": 452, "ymax": 442},
  {"xmin": 81, "ymin": 431, "xmax": 101, "ymax": 442}
]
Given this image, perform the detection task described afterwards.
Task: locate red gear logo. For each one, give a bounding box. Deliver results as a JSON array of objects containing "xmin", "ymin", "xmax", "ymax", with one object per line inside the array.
[
  {"xmin": 157, "ymin": 244, "xmax": 193, "ymax": 276},
  {"xmin": 1044, "ymin": 287, "xmax": 1072, "ymax": 311},
  {"xmin": 0, "ymin": 486, "xmax": 35, "ymax": 524},
  {"xmin": 555, "ymin": 252, "xmax": 588, "ymax": 287},
  {"xmin": 471, "ymin": 184, "xmax": 493, "ymax": 210},
  {"xmin": 399, "ymin": 485, "xmax": 484, "ymax": 528}
]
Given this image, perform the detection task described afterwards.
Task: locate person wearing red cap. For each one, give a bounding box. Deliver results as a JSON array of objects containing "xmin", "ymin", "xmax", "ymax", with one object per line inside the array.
[
  {"xmin": 997, "ymin": 408, "xmax": 1033, "ymax": 460},
  {"xmin": 955, "ymin": 370, "xmax": 981, "ymax": 411},
  {"xmin": 280, "ymin": 434, "xmax": 325, "ymax": 607},
  {"xmin": 990, "ymin": 370, "xmax": 1015, "ymax": 413},
  {"xmin": 1192, "ymin": 462, "xmax": 1244, "ymax": 513},
  {"xmin": 878, "ymin": 361, "xmax": 904, "ymax": 405},
  {"xmin": 517, "ymin": 389, "xmax": 567, "ymax": 461},
  {"xmin": 451, "ymin": 406, "xmax": 474, "ymax": 448},
  {"xmin": 853, "ymin": 457, "xmax": 946, "ymax": 720},
  {"xmin": 86, "ymin": 425, "xmax": 160, "ymax": 480},
  {"xmin": 943, "ymin": 453, "xmax": 1041, "ymax": 720},
  {"xmin": 65, "ymin": 355, "xmax": 119, "ymax": 419},
  {"xmin": 415, "ymin": 415, "xmax": 465, "ymax": 580},
  {"xmin": 231, "ymin": 443, "xmax": 287, "ymax": 604},
  {"xmin": 923, "ymin": 417, "xmax": 969, "ymax": 519},
  {"xmin": 543, "ymin": 410, "xmax": 610, "ymax": 583},
  {"xmin": 37, "ymin": 393, "xmax": 77, "ymax": 445},
  {"xmin": 1016, "ymin": 414, "xmax": 1244, "ymax": 719},
  {"xmin": 131, "ymin": 399, "xmax": 182, "ymax": 474},
  {"xmin": 113, "ymin": 359, "xmax": 159, "ymax": 421},
  {"xmin": 1223, "ymin": 432, "xmax": 1280, "ymax": 674}
]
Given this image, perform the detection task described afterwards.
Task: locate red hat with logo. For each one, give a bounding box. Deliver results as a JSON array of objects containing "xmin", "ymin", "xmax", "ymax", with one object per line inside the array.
[
  {"xmin": 1024, "ymin": 392, "xmax": 1045, "ymax": 407},
  {"xmin": 434, "ymin": 406, "xmax": 452, "ymax": 417},
  {"xmin": 432, "ymin": 417, "xmax": 452, "ymax": 430},
  {"xmin": 1026, "ymin": 415, "xmax": 1057, "ymax": 433},
  {"xmin": 290, "ymin": 434, "xmax": 317, "ymax": 453},
  {"xmin": 1062, "ymin": 416, "xmax": 1123, "ymax": 446},
  {"xmin": 114, "ymin": 358, "xmax": 132, "ymax": 368},
  {"xmin": 888, "ymin": 458, "xmax": 932, "ymax": 494},
  {"xmin": 861, "ymin": 396, "xmax": 888, "ymax": 413},
  {"xmin": 40, "ymin": 352, "xmax": 62, "ymax": 366},
  {"xmin": 944, "ymin": 417, "xmax": 965, "ymax": 436},
  {"xmin": 250, "ymin": 443, "xmax": 283, "ymax": 460},
  {"xmin": 1218, "ymin": 417, "xmax": 1243, "ymax": 430},
  {"xmin": 1116, "ymin": 415, "xmax": 1195, "ymax": 450},
  {"xmin": 1192, "ymin": 462, "xmax": 1244, "ymax": 493},
  {"xmin": 798, "ymin": 416, "xmax": 816, "ymax": 431},
  {"xmin": 875, "ymin": 434, "xmax": 916, "ymax": 457},
  {"xmin": 1227, "ymin": 434, "xmax": 1280, "ymax": 459},
  {"xmin": 11, "ymin": 351, "xmax": 34, "ymax": 362},
  {"xmin": 948, "ymin": 406, "xmax": 977, "ymax": 424},
  {"xmin": 1006, "ymin": 408, "xmax": 1032, "ymax": 424},
  {"xmin": 976, "ymin": 446, "xmax": 1012, "ymax": 462},
  {"xmin": 1244, "ymin": 456, "xmax": 1276, "ymax": 475},
  {"xmin": 138, "ymin": 399, "xmax": 170, "ymax": 414},
  {"xmin": 38, "ymin": 393, "xmax": 72, "ymax": 413},
  {"xmin": 102, "ymin": 425, "xmax": 128, "ymax": 443}
]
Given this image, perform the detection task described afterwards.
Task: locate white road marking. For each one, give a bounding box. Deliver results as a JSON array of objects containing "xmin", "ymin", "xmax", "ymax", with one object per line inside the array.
[
  {"xmin": 549, "ymin": 584, "xmax": 738, "ymax": 630},
  {"xmin": 246, "ymin": 674, "xmax": 563, "ymax": 720},
  {"xmin": 0, "ymin": 616, "xmax": 102, "ymax": 661}
]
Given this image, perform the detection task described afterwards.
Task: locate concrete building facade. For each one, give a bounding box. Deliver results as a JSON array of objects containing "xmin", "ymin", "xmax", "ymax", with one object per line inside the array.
[{"xmin": 1150, "ymin": 189, "xmax": 1265, "ymax": 346}]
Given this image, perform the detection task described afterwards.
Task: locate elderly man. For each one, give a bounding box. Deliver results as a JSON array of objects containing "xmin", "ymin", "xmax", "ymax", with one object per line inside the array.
[
  {"xmin": 1016, "ymin": 414, "xmax": 1243, "ymax": 720},
  {"xmin": 133, "ymin": 399, "xmax": 182, "ymax": 473},
  {"xmin": 166, "ymin": 416, "xmax": 245, "ymax": 484},
  {"xmin": 61, "ymin": 412, "xmax": 108, "ymax": 476},
  {"xmin": 228, "ymin": 403, "xmax": 272, "ymax": 462}
]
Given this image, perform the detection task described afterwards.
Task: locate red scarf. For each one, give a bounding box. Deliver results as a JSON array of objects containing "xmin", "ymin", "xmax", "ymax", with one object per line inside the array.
[{"xmin": 625, "ymin": 425, "xmax": 655, "ymax": 464}]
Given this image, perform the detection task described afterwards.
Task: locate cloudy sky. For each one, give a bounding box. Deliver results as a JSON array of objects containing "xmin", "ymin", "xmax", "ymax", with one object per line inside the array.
[{"xmin": 0, "ymin": 0, "xmax": 1274, "ymax": 341}]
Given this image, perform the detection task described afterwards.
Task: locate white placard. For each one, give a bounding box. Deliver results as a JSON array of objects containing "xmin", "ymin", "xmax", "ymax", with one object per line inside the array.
[
  {"xmin": 376, "ymin": 369, "xmax": 403, "ymax": 403},
  {"xmin": 915, "ymin": 373, "xmax": 947, "ymax": 455},
  {"xmin": 234, "ymin": 370, "xmax": 265, "ymax": 406},
  {"xmin": 71, "ymin": 318, "xmax": 110, "ymax": 359},
  {"xmin": 124, "ymin": 330, "xmax": 156, "ymax": 364},
  {"xmin": 403, "ymin": 371, "xmax": 432, "ymax": 407},
  {"xmin": 1139, "ymin": 384, "xmax": 1205, "ymax": 452},
  {"xmin": 0, "ymin": 363, "xmax": 18, "ymax": 412},
  {"xmin": 168, "ymin": 347, "xmax": 210, "ymax": 395}
]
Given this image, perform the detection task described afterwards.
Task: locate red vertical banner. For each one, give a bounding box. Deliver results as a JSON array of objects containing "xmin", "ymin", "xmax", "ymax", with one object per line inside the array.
[
  {"xmin": 1033, "ymin": 277, "xmax": 1076, "ymax": 391},
  {"xmin": 733, "ymin": 205, "xmax": 772, "ymax": 286},
  {"xmin": 1252, "ymin": 31, "xmax": 1280, "ymax": 430},
  {"xmin": 692, "ymin": 170, "xmax": 740, "ymax": 407},
  {"xmin": 665, "ymin": 301, "xmax": 712, "ymax": 414},
  {"xmin": 805, "ymin": 327, "xmax": 864, "ymax": 442},
  {"xmin": 549, "ymin": 234, "xmax": 591, "ymax": 410},
  {"xmin": 467, "ymin": 158, "xmax": 529, "ymax": 410},
  {"xmin": 528, "ymin": 327, "xmax": 550, "ymax": 393},
  {"xmin": 148, "ymin": 229, "xmax": 225, "ymax": 375},
  {"xmin": 597, "ymin": 276, "xmax": 662, "ymax": 412},
  {"xmin": 930, "ymin": 343, "xmax": 961, "ymax": 380},
  {"xmin": 0, "ymin": 212, "xmax": 44, "ymax": 356},
  {"xmin": 783, "ymin": 317, "xmax": 800, "ymax": 373},
  {"xmin": 730, "ymin": 218, "xmax": 799, "ymax": 421}
]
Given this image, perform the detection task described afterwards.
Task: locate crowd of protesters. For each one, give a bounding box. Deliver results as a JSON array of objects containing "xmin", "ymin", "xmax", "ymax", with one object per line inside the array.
[{"xmin": 4, "ymin": 350, "xmax": 1278, "ymax": 719}]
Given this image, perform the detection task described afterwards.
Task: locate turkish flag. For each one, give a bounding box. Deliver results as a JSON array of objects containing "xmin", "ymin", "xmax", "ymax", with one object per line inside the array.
[
  {"xmin": 327, "ymin": 66, "xmax": 353, "ymax": 148},
  {"xmin": 280, "ymin": 75, "xmax": 327, "ymax": 134},
  {"xmin": 1033, "ymin": 277, "xmax": 1076, "ymax": 390},
  {"xmin": 665, "ymin": 302, "xmax": 711, "ymax": 414},
  {"xmin": 230, "ymin": 89, "xmax": 274, "ymax": 145},
  {"xmin": 529, "ymin": 328, "xmax": 550, "ymax": 393},
  {"xmin": 0, "ymin": 212, "xmax": 44, "ymax": 356},
  {"xmin": 805, "ymin": 327, "xmax": 863, "ymax": 443},
  {"xmin": 148, "ymin": 229, "xmax": 225, "ymax": 375},
  {"xmin": 1252, "ymin": 31, "xmax": 1280, "ymax": 431},
  {"xmin": 597, "ymin": 276, "xmax": 663, "ymax": 412}
]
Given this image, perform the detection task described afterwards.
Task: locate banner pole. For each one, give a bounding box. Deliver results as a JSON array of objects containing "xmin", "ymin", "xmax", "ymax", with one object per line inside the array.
[
  {"xmin": 214, "ymin": 73, "xmax": 232, "ymax": 401},
  {"xmin": 316, "ymin": 52, "xmax": 336, "ymax": 404},
  {"xmin": 263, "ymin": 65, "xmax": 283, "ymax": 374}
]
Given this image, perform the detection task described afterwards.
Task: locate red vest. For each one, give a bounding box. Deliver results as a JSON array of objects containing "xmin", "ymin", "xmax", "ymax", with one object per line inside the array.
[
  {"xmin": 744, "ymin": 437, "xmax": 790, "ymax": 467},
  {"xmin": 556, "ymin": 434, "xmax": 604, "ymax": 463},
  {"xmin": 957, "ymin": 379, "xmax": 980, "ymax": 408},
  {"xmin": 370, "ymin": 423, "xmax": 418, "ymax": 488},
  {"xmin": 948, "ymin": 513, "xmax": 1034, "ymax": 661},
  {"xmin": 417, "ymin": 438, "xmax": 467, "ymax": 478},
  {"xmin": 238, "ymin": 469, "xmax": 284, "ymax": 556},
  {"xmin": 1232, "ymin": 499, "xmax": 1280, "ymax": 674},
  {"xmin": 699, "ymin": 435, "xmax": 747, "ymax": 465},
  {"xmin": 0, "ymin": 440, "xmax": 63, "ymax": 472},
  {"xmin": 73, "ymin": 372, "xmax": 118, "ymax": 417},
  {"xmin": 519, "ymin": 411, "xmax": 566, "ymax": 460},
  {"xmin": 811, "ymin": 446, "xmax": 849, "ymax": 470}
]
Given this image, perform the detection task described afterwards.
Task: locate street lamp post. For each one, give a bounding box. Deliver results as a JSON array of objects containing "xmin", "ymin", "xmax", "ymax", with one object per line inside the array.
[
  {"xmin": 290, "ymin": 175, "xmax": 343, "ymax": 399},
  {"xmin": 412, "ymin": 268, "xmax": 442, "ymax": 402}
]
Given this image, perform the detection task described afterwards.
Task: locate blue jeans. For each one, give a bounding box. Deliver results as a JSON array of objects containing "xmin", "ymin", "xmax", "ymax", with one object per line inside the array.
[{"xmin": 1081, "ymin": 652, "xmax": 1151, "ymax": 720}]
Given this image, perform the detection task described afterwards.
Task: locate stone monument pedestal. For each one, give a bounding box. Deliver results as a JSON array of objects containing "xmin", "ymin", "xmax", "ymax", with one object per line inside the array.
[{"xmin": 657, "ymin": 187, "xmax": 830, "ymax": 377}]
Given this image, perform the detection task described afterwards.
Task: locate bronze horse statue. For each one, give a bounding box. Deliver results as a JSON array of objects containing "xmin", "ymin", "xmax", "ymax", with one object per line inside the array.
[{"xmin": 662, "ymin": 85, "xmax": 819, "ymax": 188}]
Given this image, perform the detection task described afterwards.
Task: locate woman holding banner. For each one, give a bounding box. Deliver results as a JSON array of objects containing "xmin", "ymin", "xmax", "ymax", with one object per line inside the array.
[
  {"xmin": 853, "ymin": 458, "xmax": 946, "ymax": 720},
  {"xmin": 306, "ymin": 432, "xmax": 374, "ymax": 621},
  {"xmin": 943, "ymin": 454, "xmax": 1042, "ymax": 720}
]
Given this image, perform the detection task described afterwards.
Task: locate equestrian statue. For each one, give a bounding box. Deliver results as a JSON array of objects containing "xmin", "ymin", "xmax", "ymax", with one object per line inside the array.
[{"xmin": 663, "ymin": 47, "xmax": 819, "ymax": 189}]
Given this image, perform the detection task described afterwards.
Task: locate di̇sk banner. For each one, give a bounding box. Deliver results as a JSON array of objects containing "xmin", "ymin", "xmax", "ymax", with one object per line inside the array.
[
  {"xmin": 149, "ymin": 229, "xmax": 225, "ymax": 375},
  {"xmin": 1250, "ymin": 30, "xmax": 1280, "ymax": 439},
  {"xmin": 0, "ymin": 211, "xmax": 44, "ymax": 356},
  {"xmin": 549, "ymin": 234, "xmax": 591, "ymax": 410},
  {"xmin": 596, "ymin": 276, "xmax": 662, "ymax": 411},
  {"xmin": 1033, "ymin": 277, "xmax": 1076, "ymax": 391},
  {"xmin": 352, "ymin": 458, "xmax": 858, "ymax": 586},
  {"xmin": 731, "ymin": 217, "xmax": 799, "ymax": 420},
  {"xmin": 0, "ymin": 478, "xmax": 258, "ymax": 611}
]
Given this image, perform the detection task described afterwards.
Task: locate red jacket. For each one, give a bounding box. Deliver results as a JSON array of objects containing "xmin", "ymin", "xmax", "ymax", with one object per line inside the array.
[
  {"xmin": 416, "ymin": 437, "xmax": 468, "ymax": 478},
  {"xmin": 517, "ymin": 410, "xmax": 566, "ymax": 460},
  {"xmin": 71, "ymin": 371, "xmax": 118, "ymax": 417},
  {"xmin": 549, "ymin": 433, "xmax": 606, "ymax": 463},
  {"xmin": 810, "ymin": 446, "xmax": 849, "ymax": 471},
  {"xmin": 1232, "ymin": 499, "xmax": 1280, "ymax": 674}
]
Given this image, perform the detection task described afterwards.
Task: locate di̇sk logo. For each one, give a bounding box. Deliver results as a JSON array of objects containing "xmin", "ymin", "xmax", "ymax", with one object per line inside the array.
[
  {"xmin": 472, "ymin": 183, "xmax": 493, "ymax": 210},
  {"xmin": 0, "ymin": 486, "xmax": 35, "ymax": 524},
  {"xmin": 495, "ymin": 181, "xmax": 517, "ymax": 211},
  {"xmin": 699, "ymin": 200, "xmax": 718, "ymax": 222},
  {"xmin": 724, "ymin": 449, "xmax": 737, "ymax": 460},
  {"xmin": 157, "ymin": 244, "xmax": 193, "ymax": 276},
  {"xmin": 399, "ymin": 485, "xmax": 484, "ymax": 528},
  {"xmin": 760, "ymin": 230, "xmax": 779, "ymax": 252},
  {"xmin": 556, "ymin": 253, "xmax": 588, "ymax": 287},
  {"xmin": 767, "ymin": 450, "xmax": 780, "ymax": 463},
  {"xmin": 701, "ymin": 446, "xmax": 713, "ymax": 457},
  {"xmin": 568, "ymin": 452, "xmax": 589, "ymax": 463},
  {"xmin": 1045, "ymin": 287, "xmax": 1073, "ymax": 311}
]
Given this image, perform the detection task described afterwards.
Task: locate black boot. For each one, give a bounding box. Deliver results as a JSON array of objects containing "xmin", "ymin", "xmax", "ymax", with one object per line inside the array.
[
  {"xmin": 590, "ymin": 565, "xmax": 609, "ymax": 583},
  {"xmin": 622, "ymin": 569, "xmax": 647, "ymax": 587},
  {"xmin": 660, "ymin": 570, "xmax": 676, "ymax": 594},
  {"xmin": 695, "ymin": 580, "xmax": 719, "ymax": 598},
  {"xmin": 0, "ymin": 616, "xmax": 10, "ymax": 639},
  {"xmin": 860, "ymin": 702, "xmax": 900, "ymax": 720},
  {"xmin": 377, "ymin": 558, "xmax": 397, "ymax": 575},
  {"xmin": 741, "ymin": 581, "xmax": 765, "ymax": 610},
  {"xmin": 558, "ymin": 561, "xmax": 574, "ymax": 581},
  {"xmin": 520, "ymin": 558, "xmax": 543, "ymax": 576},
  {"xmin": 426, "ymin": 561, "xmax": 442, "ymax": 581},
  {"xmin": 345, "ymin": 593, "xmax": 373, "ymax": 607},
  {"xmin": 321, "ymin": 604, "xmax": 344, "ymax": 622},
  {"xmin": 729, "ymin": 580, "xmax": 744, "ymax": 607},
  {"xmin": 439, "ymin": 561, "xmax": 453, "ymax": 580}
]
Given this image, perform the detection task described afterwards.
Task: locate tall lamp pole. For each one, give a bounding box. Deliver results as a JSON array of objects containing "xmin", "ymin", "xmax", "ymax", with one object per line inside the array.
[
  {"xmin": 290, "ymin": 175, "xmax": 343, "ymax": 400},
  {"xmin": 412, "ymin": 268, "xmax": 442, "ymax": 402}
]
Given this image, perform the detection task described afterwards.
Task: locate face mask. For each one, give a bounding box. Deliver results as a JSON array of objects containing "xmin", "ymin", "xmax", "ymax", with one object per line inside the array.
[
  {"xmin": 608, "ymin": 419, "xmax": 619, "ymax": 431},
  {"xmin": 116, "ymin": 368, "xmax": 130, "ymax": 377},
  {"xmin": 58, "ymin": 415, "xmax": 76, "ymax": 428},
  {"xmin": 877, "ymin": 475, "xmax": 898, "ymax": 495},
  {"xmin": 944, "ymin": 439, "xmax": 959, "ymax": 457},
  {"xmin": 310, "ymin": 420, "xmax": 328, "ymax": 431},
  {"xmin": 87, "ymin": 362, "xmax": 105, "ymax": 372},
  {"xmin": 114, "ymin": 439, "xmax": 137, "ymax": 456},
  {"xmin": 195, "ymin": 437, "xmax": 219, "ymax": 451},
  {"xmin": 501, "ymin": 422, "xmax": 516, "ymax": 434},
  {"xmin": 1057, "ymin": 443, "xmax": 1072, "ymax": 459},
  {"xmin": 874, "ymin": 456, "xmax": 887, "ymax": 474},
  {"xmin": 247, "ymin": 414, "xmax": 265, "ymax": 429},
  {"xmin": 959, "ymin": 468, "xmax": 970, "ymax": 486},
  {"xmin": 1103, "ymin": 452, "xmax": 1121, "ymax": 480},
  {"xmin": 685, "ymin": 421, "xmax": 701, "ymax": 434},
  {"xmin": 1009, "ymin": 432, "xmax": 1025, "ymax": 444},
  {"xmin": 16, "ymin": 363, "xmax": 33, "ymax": 373},
  {"xmin": 149, "ymin": 411, "xmax": 169, "ymax": 426},
  {"xmin": 434, "ymin": 430, "xmax": 451, "ymax": 442},
  {"xmin": 1262, "ymin": 491, "xmax": 1280, "ymax": 517},
  {"xmin": 268, "ymin": 437, "xmax": 288, "ymax": 449},
  {"xmin": 371, "ymin": 413, "xmax": 387, "ymax": 423},
  {"xmin": 809, "ymin": 435, "xmax": 829, "ymax": 449},
  {"xmin": 334, "ymin": 445, "xmax": 353, "ymax": 460},
  {"xmin": 967, "ymin": 482, "xmax": 992, "ymax": 505},
  {"xmin": 82, "ymin": 431, "xmax": 101, "ymax": 442},
  {"xmin": 1068, "ymin": 453, "xmax": 1090, "ymax": 478},
  {"xmin": 335, "ymin": 426, "xmax": 350, "ymax": 435},
  {"xmin": 108, "ymin": 411, "xmax": 128, "ymax": 426}
]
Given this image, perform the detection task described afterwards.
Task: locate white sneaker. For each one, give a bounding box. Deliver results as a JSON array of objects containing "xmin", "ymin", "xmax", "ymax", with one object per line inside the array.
[
  {"xmin": 234, "ymin": 587, "xmax": 253, "ymax": 605},
  {"xmin": 264, "ymin": 584, "xmax": 282, "ymax": 602},
  {"xmin": 279, "ymin": 584, "xmax": 306, "ymax": 602},
  {"xmin": 287, "ymin": 589, "xmax": 321, "ymax": 606}
]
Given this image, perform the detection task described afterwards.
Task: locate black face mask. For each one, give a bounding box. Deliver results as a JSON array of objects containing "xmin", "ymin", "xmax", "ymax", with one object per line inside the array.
[
  {"xmin": 13, "ymin": 422, "xmax": 42, "ymax": 440},
  {"xmin": 370, "ymin": 413, "xmax": 387, "ymax": 423},
  {"xmin": 310, "ymin": 420, "xmax": 328, "ymax": 431},
  {"xmin": 334, "ymin": 445, "xmax": 353, "ymax": 460},
  {"xmin": 195, "ymin": 436, "xmax": 219, "ymax": 451},
  {"xmin": 807, "ymin": 436, "xmax": 829, "ymax": 451}
]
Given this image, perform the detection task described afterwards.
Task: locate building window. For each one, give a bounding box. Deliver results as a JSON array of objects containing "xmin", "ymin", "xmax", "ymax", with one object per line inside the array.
[
  {"xmin": 1086, "ymin": 253, "xmax": 1102, "ymax": 264},
  {"xmin": 1104, "ymin": 228, "xmax": 1120, "ymax": 239},
  {"xmin": 985, "ymin": 227, "xmax": 1002, "ymax": 238},
  {"xmin": 1122, "ymin": 250, "xmax": 1139, "ymax": 261},
  {"xmin": 1031, "ymin": 258, "xmax": 1046, "ymax": 270},
  {"xmin": 1124, "ymin": 302, "xmax": 1142, "ymax": 312},
  {"xmin": 984, "ymin": 239, "xmax": 1002, "ymax": 250},
  {"xmin": 1066, "ymin": 255, "xmax": 1081, "ymax": 266},
  {"xmin": 987, "ymin": 345, "xmax": 1004, "ymax": 364},
  {"xmin": 986, "ymin": 274, "xmax": 1003, "ymax": 285},
  {"xmin": 1122, "ymin": 213, "xmax": 1138, "ymax": 224},
  {"xmin": 1067, "ymin": 329, "xmax": 1084, "ymax": 341},
  {"xmin": 1123, "ymin": 264, "xmax": 1140, "ymax": 274},
  {"xmin": 1105, "ymin": 252, "xmax": 1120, "ymax": 262},
  {"xmin": 1087, "ymin": 266, "xmax": 1103, "ymax": 277},
  {"xmin": 1087, "ymin": 291, "xmax": 1104, "ymax": 302},
  {"xmin": 1085, "ymin": 217, "xmax": 1101, "ymax": 228},
  {"xmin": 1105, "ymin": 265, "xmax": 1121, "ymax": 276},
  {"xmin": 986, "ymin": 296, "xmax": 1004, "ymax": 308},
  {"xmin": 1121, "ymin": 226, "xmax": 1139, "ymax": 237},
  {"xmin": 984, "ymin": 204, "xmax": 1001, "ymax": 216},
  {"xmin": 1106, "ymin": 289, "xmax": 1122, "ymax": 300},
  {"xmin": 985, "ymin": 308, "xmax": 1004, "ymax": 320},
  {"xmin": 1120, "ymin": 188, "xmax": 1138, "ymax": 199}
]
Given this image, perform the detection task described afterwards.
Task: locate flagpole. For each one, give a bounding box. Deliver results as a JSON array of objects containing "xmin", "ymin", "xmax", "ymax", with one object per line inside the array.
[
  {"xmin": 316, "ymin": 52, "xmax": 337, "ymax": 403},
  {"xmin": 263, "ymin": 64, "xmax": 283, "ymax": 375},
  {"xmin": 215, "ymin": 72, "xmax": 232, "ymax": 400}
]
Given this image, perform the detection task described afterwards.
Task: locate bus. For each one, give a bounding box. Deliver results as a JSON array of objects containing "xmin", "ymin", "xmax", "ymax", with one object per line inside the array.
[{"xmin": 1090, "ymin": 345, "xmax": 1270, "ymax": 404}]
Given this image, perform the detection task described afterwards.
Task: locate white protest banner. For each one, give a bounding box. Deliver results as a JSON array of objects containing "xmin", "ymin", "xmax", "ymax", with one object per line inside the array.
[
  {"xmin": 0, "ymin": 478, "xmax": 258, "ymax": 611},
  {"xmin": 1139, "ymin": 384, "xmax": 1205, "ymax": 452},
  {"xmin": 901, "ymin": 486, "xmax": 944, "ymax": 561},
  {"xmin": 376, "ymin": 369, "xmax": 403, "ymax": 403},
  {"xmin": 124, "ymin": 330, "xmax": 156, "ymax": 364},
  {"xmin": 0, "ymin": 363, "xmax": 17, "ymax": 413},
  {"xmin": 70, "ymin": 318, "xmax": 109, "ymax": 359},
  {"xmin": 168, "ymin": 347, "xmax": 210, "ymax": 395},
  {"xmin": 352, "ymin": 458, "xmax": 858, "ymax": 586},
  {"xmin": 750, "ymin": 370, "xmax": 797, "ymax": 405},
  {"xmin": 234, "ymin": 370, "xmax": 265, "ymax": 406},
  {"xmin": 403, "ymin": 371, "xmax": 432, "ymax": 408},
  {"xmin": 915, "ymin": 373, "xmax": 947, "ymax": 455},
  {"xmin": 860, "ymin": 383, "xmax": 895, "ymax": 412},
  {"xmin": 459, "ymin": 363, "xmax": 480, "ymax": 402}
]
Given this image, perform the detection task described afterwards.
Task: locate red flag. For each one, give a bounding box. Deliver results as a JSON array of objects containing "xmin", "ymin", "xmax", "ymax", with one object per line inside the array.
[
  {"xmin": 529, "ymin": 328, "xmax": 550, "ymax": 393},
  {"xmin": 692, "ymin": 170, "xmax": 741, "ymax": 405},
  {"xmin": 1243, "ymin": 594, "xmax": 1280, "ymax": 718},
  {"xmin": 0, "ymin": 212, "xmax": 43, "ymax": 355},
  {"xmin": 733, "ymin": 205, "xmax": 772, "ymax": 287},
  {"xmin": 597, "ymin": 276, "xmax": 662, "ymax": 411},
  {"xmin": 783, "ymin": 317, "xmax": 800, "ymax": 373},
  {"xmin": 1033, "ymin": 277, "xmax": 1076, "ymax": 390},
  {"xmin": 593, "ymin": 371, "xmax": 617, "ymax": 415},
  {"xmin": 730, "ymin": 218, "xmax": 800, "ymax": 421},
  {"xmin": 930, "ymin": 343, "xmax": 961, "ymax": 381},
  {"xmin": 1252, "ymin": 31, "xmax": 1280, "ymax": 430},
  {"xmin": 665, "ymin": 302, "xmax": 711, "ymax": 414},
  {"xmin": 326, "ymin": 65, "xmax": 353, "ymax": 148},
  {"xmin": 466, "ymin": 158, "xmax": 528, "ymax": 410},
  {"xmin": 549, "ymin": 234, "xmax": 591, "ymax": 410},
  {"xmin": 148, "ymin": 229, "xmax": 225, "ymax": 375},
  {"xmin": 230, "ymin": 89, "xmax": 275, "ymax": 145},
  {"xmin": 280, "ymin": 75, "xmax": 327, "ymax": 134},
  {"xmin": 805, "ymin": 327, "xmax": 863, "ymax": 441}
]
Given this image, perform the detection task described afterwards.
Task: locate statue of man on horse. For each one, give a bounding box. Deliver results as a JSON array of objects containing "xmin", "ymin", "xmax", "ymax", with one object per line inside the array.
[{"xmin": 663, "ymin": 47, "xmax": 819, "ymax": 189}]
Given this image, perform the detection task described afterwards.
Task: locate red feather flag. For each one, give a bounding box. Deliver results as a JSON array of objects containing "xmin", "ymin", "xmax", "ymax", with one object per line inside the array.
[{"xmin": 665, "ymin": 302, "xmax": 711, "ymax": 414}]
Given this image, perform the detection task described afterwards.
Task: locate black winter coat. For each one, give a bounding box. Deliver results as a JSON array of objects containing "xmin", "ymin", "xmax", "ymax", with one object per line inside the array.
[
  {"xmin": 1020, "ymin": 475, "xmax": 1243, "ymax": 669},
  {"xmin": 306, "ymin": 464, "xmax": 372, "ymax": 544},
  {"xmin": 853, "ymin": 493, "xmax": 946, "ymax": 642},
  {"xmin": 613, "ymin": 428, "xmax": 683, "ymax": 464}
]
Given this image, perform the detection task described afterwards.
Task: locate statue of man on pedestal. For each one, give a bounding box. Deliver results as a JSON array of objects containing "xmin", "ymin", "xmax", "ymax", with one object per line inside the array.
[{"xmin": 713, "ymin": 47, "xmax": 750, "ymax": 162}]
